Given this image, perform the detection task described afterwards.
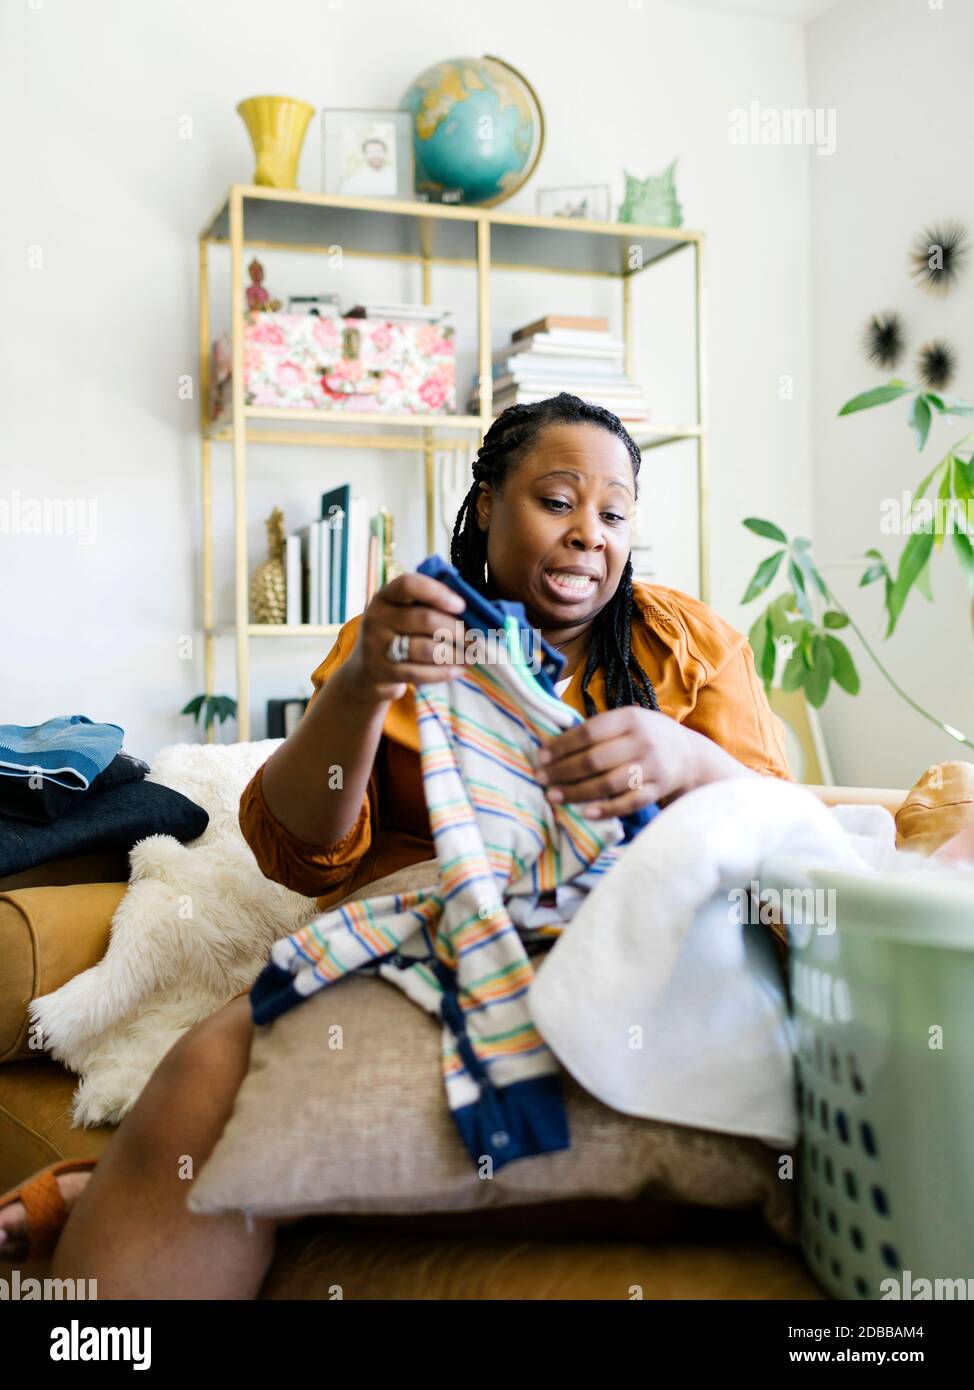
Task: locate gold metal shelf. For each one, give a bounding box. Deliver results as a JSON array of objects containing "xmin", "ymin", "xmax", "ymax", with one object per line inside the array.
[
  {"xmin": 206, "ymin": 624, "xmax": 343, "ymax": 638},
  {"xmin": 205, "ymin": 406, "xmax": 483, "ymax": 450},
  {"xmin": 248, "ymin": 624, "xmax": 341, "ymax": 638}
]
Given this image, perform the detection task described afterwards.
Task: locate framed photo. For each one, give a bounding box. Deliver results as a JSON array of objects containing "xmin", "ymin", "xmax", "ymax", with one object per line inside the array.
[
  {"xmin": 537, "ymin": 184, "xmax": 610, "ymax": 221},
  {"xmin": 321, "ymin": 108, "xmax": 413, "ymax": 199}
]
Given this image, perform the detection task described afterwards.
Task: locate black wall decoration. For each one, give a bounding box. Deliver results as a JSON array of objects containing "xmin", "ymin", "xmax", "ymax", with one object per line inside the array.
[
  {"xmin": 908, "ymin": 221, "xmax": 969, "ymax": 296},
  {"xmin": 916, "ymin": 339, "xmax": 958, "ymax": 391},
  {"xmin": 862, "ymin": 311, "xmax": 905, "ymax": 369}
]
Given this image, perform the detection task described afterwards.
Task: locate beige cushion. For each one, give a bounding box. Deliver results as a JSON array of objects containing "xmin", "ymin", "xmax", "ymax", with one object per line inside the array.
[
  {"xmin": 896, "ymin": 760, "xmax": 974, "ymax": 856},
  {"xmin": 189, "ymin": 862, "xmax": 796, "ymax": 1239}
]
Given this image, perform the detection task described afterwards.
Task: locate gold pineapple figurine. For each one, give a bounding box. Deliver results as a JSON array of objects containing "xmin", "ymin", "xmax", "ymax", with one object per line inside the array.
[{"xmin": 250, "ymin": 507, "xmax": 287, "ymax": 623}]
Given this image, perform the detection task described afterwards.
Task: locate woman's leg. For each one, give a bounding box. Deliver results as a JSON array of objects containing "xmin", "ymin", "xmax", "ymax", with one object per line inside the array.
[{"xmin": 50, "ymin": 995, "xmax": 276, "ymax": 1300}]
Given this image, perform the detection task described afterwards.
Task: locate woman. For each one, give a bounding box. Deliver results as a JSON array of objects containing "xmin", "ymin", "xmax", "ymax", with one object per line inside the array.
[{"xmin": 0, "ymin": 394, "xmax": 790, "ymax": 1297}]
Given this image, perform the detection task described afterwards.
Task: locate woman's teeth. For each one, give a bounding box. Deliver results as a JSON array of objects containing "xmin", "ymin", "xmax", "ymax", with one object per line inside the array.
[{"xmin": 546, "ymin": 570, "xmax": 595, "ymax": 592}]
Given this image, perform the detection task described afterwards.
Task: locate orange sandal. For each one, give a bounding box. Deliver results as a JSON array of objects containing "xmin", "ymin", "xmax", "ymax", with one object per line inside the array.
[{"xmin": 0, "ymin": 1158, "xmax": 98, "ymax": 1261}]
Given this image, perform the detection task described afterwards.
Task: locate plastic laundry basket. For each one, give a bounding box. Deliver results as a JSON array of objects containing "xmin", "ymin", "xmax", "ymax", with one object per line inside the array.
[{"xmin": 757, "ymin": 854, "xmax": 974, "ymax": 1300}]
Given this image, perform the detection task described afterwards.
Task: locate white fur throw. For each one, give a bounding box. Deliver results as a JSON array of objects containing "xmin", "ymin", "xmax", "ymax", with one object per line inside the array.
[{"xmin": 30, "ymin": 740, "xmax": 319, "ymax": 1128}]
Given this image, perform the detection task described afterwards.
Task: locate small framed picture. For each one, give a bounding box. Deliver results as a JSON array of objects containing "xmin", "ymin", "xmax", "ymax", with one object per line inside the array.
[
  {"xmin": 322, "ymin": 108, "xmax": 413, "ymax": 199},
  {"xmin": 537, "ymin": 185, "xmax": 611, "ymax": 221}
]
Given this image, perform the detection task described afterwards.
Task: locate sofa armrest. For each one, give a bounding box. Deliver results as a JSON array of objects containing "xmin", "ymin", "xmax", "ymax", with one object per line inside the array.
[
  {"xmin": 803, "ymin": 784, "xmax": 907, "ymax": 818},
  {"xmin": 0, "ymin": 883, "xmax": 126, "ymax": 1064}
]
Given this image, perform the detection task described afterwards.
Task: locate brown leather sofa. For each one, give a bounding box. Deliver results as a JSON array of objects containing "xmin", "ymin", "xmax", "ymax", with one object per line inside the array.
[{"xmin": 0, "ymin": 784, "xmax": 906, "ymax": 1300}]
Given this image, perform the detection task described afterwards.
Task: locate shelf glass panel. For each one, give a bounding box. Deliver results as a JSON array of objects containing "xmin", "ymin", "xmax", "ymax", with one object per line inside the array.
[{"xmin": 202, "ymin": 187, "xmax": 698, "ymax": 276}]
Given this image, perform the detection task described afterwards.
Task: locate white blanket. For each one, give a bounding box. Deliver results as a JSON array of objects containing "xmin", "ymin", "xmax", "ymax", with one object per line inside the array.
[{"xmin": 529, "ymin": 777, "xmax": 901, "ymax": 1151}]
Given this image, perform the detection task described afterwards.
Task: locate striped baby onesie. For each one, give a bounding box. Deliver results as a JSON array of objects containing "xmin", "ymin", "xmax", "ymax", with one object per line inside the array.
[{"xmin": 251, "ymin": 614, "xmax": 633, "ymax": 1171}]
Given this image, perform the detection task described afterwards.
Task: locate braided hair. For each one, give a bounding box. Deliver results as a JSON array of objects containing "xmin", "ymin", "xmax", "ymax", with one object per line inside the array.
[{"xmin": 450, "ymin": 392, "xmax": 659, "ymax": 717}]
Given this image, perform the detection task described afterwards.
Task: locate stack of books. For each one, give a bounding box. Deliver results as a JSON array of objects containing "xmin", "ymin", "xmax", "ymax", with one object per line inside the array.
[
  {"xmin": 467, "ymin": 315, "xmax": 650, "ymax": 421},
  {"xmin": 284, "ymin": 488, "xmax": 397, "ymax": 625}
]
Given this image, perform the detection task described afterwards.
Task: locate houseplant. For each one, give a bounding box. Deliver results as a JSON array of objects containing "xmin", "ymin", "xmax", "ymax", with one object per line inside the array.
[{"xmin": 741, "ymin": 379, "xmax": 974, "ymax": 751}]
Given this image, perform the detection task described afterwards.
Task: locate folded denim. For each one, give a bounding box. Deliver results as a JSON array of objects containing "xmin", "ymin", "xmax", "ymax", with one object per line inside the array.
[
  {"xmin": 0, "ymin": 752, "xmax": 150, "ymax": 826},
  {"xmin": 0, "ymin": 779, "xmax": 208, "ymax": 877}
]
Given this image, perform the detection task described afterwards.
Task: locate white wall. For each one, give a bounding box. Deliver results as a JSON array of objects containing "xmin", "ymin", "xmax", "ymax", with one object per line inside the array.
[
  {"xmin": 807, "ymin": 0, "xmax": 974, "ymax": 788},
  {"xmin": 0, "ymin": 0, "xmax": 812, "ymax": 757}
]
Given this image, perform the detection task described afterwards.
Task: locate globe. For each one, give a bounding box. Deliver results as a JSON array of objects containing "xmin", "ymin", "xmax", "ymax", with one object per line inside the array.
[{"xmin": 399, "ymin": 55, "xmax": 545, "ymax": 207}]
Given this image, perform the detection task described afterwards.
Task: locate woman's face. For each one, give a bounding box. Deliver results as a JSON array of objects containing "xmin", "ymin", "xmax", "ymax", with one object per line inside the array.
[{"xmin": 475, "ymin": 422, "xmax": 636, "ymax": 634}]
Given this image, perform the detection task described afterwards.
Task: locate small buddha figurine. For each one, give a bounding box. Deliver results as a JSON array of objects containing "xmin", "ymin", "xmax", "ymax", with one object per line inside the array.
[{"xmin": 246, "ymin": 258, "xmax": 281, "ymax": 313}]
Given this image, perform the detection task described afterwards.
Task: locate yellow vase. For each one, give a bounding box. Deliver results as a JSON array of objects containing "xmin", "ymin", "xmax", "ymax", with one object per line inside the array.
[{"xmin": 236, "ymin": 95, "xmax": 315, "ymax": 189}]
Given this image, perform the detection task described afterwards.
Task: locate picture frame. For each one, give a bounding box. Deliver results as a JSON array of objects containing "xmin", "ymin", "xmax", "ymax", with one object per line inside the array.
[
  {"xmin": 321, "ymin": 108, "xmax": 413, "ymax": 199},
  {"xmin": 536, "ymin": 184, "xmax": 611, "ymax": 221}
]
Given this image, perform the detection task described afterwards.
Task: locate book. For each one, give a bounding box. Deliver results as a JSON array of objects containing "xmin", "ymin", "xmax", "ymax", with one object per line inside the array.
[
  {"xmin": 297, "ymin": 522, "xmax": 322, "ymax": 626},
  {"xmin": 316, "ymin": 516, "xmax": 331, "ymax": 624},
  {"xmin": 491, "ymin": 372, "xmax": 647, "ymax": 397},
  {"xmin": 512, "ymin": 314, "xmax": 609, "ymax": 341},
  {"xmin": 496, "ymin": 336, "xmax": 625, "ymax": 360},
  {"xmin": 492, "ymin": 354, "xmax": 623, "ymax": 379},
  {"xmin": 344, "ymin": 495, "xmax": 371, "ymax": 620},
  {"xmin": 285, "ymin": 534, "xmax": 302, "ymax": 625},
  {"xmin": 320, "ymin": 484, "xmax": 350, "ymax": 621}
]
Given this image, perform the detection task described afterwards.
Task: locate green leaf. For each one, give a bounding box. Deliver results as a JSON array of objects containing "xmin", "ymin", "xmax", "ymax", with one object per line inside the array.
[
  {"xmin": 925, "ymin": 392, "xmax": 946, "ymax": 411},
  {"xmin": 952, "ymin": 453, "xmax": 974, "ymax": 508},
  {"xmin": 213, "ymin": 696, "xmax": 237, "ymax": 723},
  {"xmin": 743, "ymin": 517, "xmax": 788, "ymax": 543},
  {"xmin": 859, "ymin": 563, "xmax": 886, "ymax": 587},
  {"xmin": 748, "ymin": 610, "xmax": 770, "ymax": 684},
  {"xmin": 761, "ymin": 626, "xmax": 777, "ymax": 687},
  {"xmin": 907, "ymin": 393, "xmax": 933, "ymax": 451},
  {"xmin": 804, "ymin": 635, "xmax": 835, "ymax": 708},
  {"xmin": 782, "ymin": 650, "xmax": 806, "ymax": 693},
  {"xmin": 915, "ymin": 557, "xmax": 934, "ymax": 601},
  {"xmin": 823, "ymin": 610, "xmax": 849, "ymax": 628},
  {"xmin": 742, "ymin": 549, "xmax": 786, "ymax": 604},
  {"xmin": 762, "ymin": 595, "xmax": 806, "ymax": 657},
  {"xmin": 791, "ymin": 543, "xmax": 830, "ymax": 599},
  {"xmin": 825, "ymin": 635, "xmax": 860, "ymax": 696},
  {"xmin": 838, "ymin": 382, "xmax": 913, "ymax": 416},
  {"xmin": 914, "ymin": 456, "xmax": 948, "ymax": 503},
  {"xmin": 181, "ymin": 695, "xmax": 205, "ymax": 720},
  {"xmin": 952, "ymin": 530, "xmax": 974, "ymax": 591},
  {"xmin": 864, "ymin": 547, "xmax": 885, "ymax": 560},
  {"xmin": 933, "ymin": 461, "xmax": 953, "ymax": 551},
  {"xmin": 886, "ymin": 529, "xmax": 935, "ymax": 636},
  {"xmin": 800, "ymin": 625, "xmax": 815, "ymax": 668},
  {"xmin": 792, "ymin": 536, "xmax": 812, "ymax": 551},
  {"xmin": 788, "ymin": 558, "xmax": 813, "ymax": 620}
]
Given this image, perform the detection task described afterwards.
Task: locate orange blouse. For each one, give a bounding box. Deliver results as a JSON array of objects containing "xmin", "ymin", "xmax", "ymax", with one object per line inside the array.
[{"xmin": 239, "ymin": 580, "xmax": 793, "ymax": 912}]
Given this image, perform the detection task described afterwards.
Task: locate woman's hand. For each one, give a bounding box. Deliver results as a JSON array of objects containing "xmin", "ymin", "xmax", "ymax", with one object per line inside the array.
[
  {"xmin": 535, "ymin": 707, "xmax": 755, "ymax": 817},
  {"xmin": 340, "ymin": 572, "xmax": 470, "ymax": 705}
]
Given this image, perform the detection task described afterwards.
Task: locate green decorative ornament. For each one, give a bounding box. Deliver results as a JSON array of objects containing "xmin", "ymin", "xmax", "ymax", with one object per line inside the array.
[
  {"xmin": 617, "ymin": 160, "xmax": 684, "ymax": 228},
  {"xmin": 399, "ymin": 54, "xmax": 545, "ymax": 207}
]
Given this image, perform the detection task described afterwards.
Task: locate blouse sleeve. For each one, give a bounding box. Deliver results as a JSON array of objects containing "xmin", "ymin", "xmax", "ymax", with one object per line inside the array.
[
  {"xmin": 688, "ymin": 639, "xmax": 795, "ymax": 781},
  {"xmin": 238, "ymin": 617, "xmax": 377, "ymax": 897}
]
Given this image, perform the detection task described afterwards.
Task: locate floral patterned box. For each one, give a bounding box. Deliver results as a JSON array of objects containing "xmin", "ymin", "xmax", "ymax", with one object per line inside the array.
[{"xmin": 210, "ymin": 313, "xmax": 455, "ymax": 417}]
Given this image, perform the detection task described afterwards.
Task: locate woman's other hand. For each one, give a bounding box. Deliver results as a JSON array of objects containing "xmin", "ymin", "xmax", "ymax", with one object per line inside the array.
[{"xmin": 535, "ymin": 707, "xmax": 755, "ymax": 817}]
